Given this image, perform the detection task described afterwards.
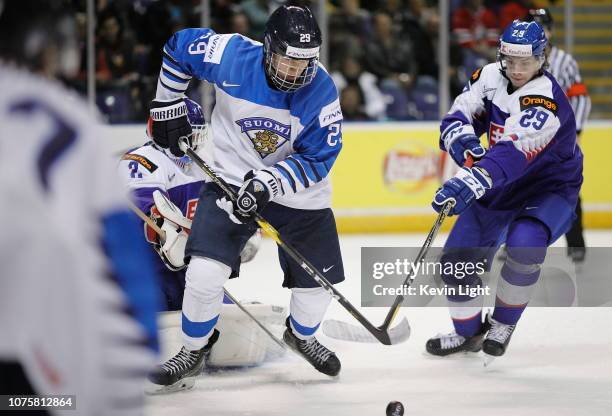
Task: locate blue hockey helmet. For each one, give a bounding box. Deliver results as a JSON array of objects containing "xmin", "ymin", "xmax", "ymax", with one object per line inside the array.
[
  {"xmin": 263, "ymin": 4, "xmax": 322, "ymax": 92},
  {"xmin": 184, "ymin": 98, "xmax": 207, "ymax": 151},
  {"xmin": 498, "ymin": 20, "xmax": 547, "ymax": 80},
  {"xmin": 147, "ymin": 97, "xmax": 207, "ymax": 153}
]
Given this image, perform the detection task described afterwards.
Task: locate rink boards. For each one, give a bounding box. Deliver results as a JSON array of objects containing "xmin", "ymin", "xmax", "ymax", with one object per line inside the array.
[{"xmin": 106, "ymin": 121, "xmax": 612, "ymax": 232}]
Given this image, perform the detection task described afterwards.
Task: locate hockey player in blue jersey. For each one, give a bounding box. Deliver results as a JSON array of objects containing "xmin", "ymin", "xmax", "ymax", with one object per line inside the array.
[
  {"xmin": 425, "ymin": 20, "xmax": 583, "ymax": 359},
  {"xmin": 145, "ymin": 3, "xmax": 344, "ymax": 391},
  {"xmin": 118, "ymin": 98, "xmax": 260, "ymax": 311}
]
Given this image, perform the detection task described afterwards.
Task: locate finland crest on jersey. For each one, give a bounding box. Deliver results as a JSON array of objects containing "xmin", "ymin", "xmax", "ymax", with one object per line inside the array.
[
  {"xmin": 158, "ymin": 29, "xmax": 343, "ymax": 210},
  {"xmin": 235, "ymin": 117, "xmax": 292, "ymax": 158}
]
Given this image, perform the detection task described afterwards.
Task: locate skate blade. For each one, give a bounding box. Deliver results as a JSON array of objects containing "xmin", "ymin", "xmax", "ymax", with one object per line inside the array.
[
  {"xmin": 145, "ymin": 376, "xmax": 196, "ymax": 395},
  {"xmin": 483, "ymin": 354, "xmax": 496, "ymax": 367}
]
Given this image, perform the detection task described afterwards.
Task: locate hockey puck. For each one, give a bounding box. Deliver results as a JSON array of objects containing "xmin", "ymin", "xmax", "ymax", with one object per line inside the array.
[{"xmin": 386, "ymin": 401, "xmax": 404, "ymax": 416}]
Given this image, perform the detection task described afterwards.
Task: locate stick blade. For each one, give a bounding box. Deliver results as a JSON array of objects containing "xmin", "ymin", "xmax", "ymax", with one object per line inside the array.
[{"xmin": 322, "ymin": 317, "xmax": 411, "ymax": 345}]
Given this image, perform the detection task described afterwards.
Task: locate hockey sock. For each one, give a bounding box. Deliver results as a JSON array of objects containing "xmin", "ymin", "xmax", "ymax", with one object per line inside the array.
[
  {"xmin": 289, "ymin": 287, "xmax": 332, "ymax": 340},
  {"xmin": 449, "ymin": 296, "xmax": 484, "ymax": 337},
  {"xmin": 181, "ymin": 256, "xmax": 231, "ymax": 350},
  {"xmin": 493, "ymin": 218, "xmax": 548, "ymax": 325}
]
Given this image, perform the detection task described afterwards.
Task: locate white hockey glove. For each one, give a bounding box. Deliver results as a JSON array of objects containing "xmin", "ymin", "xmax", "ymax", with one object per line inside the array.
[
  {"xmin": 240, "ymin": 230, "xmax": 262, "ymax": 263},
  {"xmin": 144, "ymin": 191, "xmax": 193, "ymax": 271}
]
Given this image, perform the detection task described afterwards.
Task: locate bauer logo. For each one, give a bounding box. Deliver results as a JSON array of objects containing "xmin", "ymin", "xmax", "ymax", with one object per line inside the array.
[
  {"xmin": 235, "ymin": 117, "xmax": 291, "ymax": 158},
  {"xmin": 383, "ymin": 141, "xmax": 437, "ymax": 193}
]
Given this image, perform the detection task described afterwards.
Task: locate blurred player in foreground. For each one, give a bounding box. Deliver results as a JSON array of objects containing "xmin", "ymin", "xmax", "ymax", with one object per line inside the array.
[
  {"xmin": 427, "ymin": 20, "xmax": 582, "ymax": 360},
  {"xmin": 0, "ymin": 1, "xmax": 160, "ymax": 414},
  {"xmin": 526, "ymin": 8, "xmax": 591, "ymax": 263}
]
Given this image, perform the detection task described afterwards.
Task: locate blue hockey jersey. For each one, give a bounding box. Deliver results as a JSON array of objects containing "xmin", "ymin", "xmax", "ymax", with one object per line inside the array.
[
  {"xmin": 440, "ymin": 63, "xmax": 583, "ymax": 210},
  {"xmin": 156, "ymin": 29, "xmax": 343, "ymax": 210}
]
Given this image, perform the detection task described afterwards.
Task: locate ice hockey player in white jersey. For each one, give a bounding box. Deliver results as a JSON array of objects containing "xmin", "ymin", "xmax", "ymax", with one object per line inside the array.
[
  {"xmin": 426, "ymin": 20, "xmax": 582, "ymax": 359},
  {"xmin": 0, "ymin": 1, "xmax": 160, "ymax": 414},
  {"xmin": 118, "ymin": 97, "xmax": 261, "ymax": 311},
  {"xmin": 145, "ymin": 3, "xmax": 345, "ymax": 392}
]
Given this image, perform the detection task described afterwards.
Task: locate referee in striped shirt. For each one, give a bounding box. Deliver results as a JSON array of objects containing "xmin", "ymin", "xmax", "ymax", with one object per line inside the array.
[{"xmin": 527, "ymin": 8, "xmax": 591, "ymax": 263}]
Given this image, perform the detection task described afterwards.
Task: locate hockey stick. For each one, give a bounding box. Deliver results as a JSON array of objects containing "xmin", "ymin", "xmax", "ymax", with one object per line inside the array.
[
  {"xmin": 322, "ymin": 201, "xmax": 452, "ymax": 343},
  {"xmin": 322, "ymin": 156, "xmax": 474, "ymax": 343},
  {"xmin": 178, "ymin": 139, "xmax": 410, "ymax": 345},
  {"xmin": 128, "ymin": 200, "xmax": 286, "ymax": 350}
]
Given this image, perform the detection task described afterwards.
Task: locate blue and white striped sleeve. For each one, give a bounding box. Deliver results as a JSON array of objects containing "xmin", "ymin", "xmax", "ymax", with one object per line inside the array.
[
  {"xmin": 156, "ymin": 28, "xmax": 217, "ymax": 100},
  {"xmin": 272, "ymin": 79, "xmax": 343, "ymax": 194}
]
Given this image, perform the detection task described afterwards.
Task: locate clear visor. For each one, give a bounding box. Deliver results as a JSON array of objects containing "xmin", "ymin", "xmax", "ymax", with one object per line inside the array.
[
  {"xmin": 499, "ymin": 54, "xmax": 543, "ymax": 75},
  {"xmin": 266, "ymin": 52, "xmax": 318, "ymax": 92}
]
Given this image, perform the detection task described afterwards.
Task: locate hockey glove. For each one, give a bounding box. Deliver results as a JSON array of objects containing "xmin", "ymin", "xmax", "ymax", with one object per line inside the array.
[
  {"xmin": 442, "ymin": 122, "xmax": 486, "ymax": 166},
  {"xmin": 432, "ymin": 166, "xmax": 492, "ymax": 216},
  {"xmin": 216, "ymin": 170, "xmax": 280, "ymax": 224},
  {"xmin": 150, "ymin": 98, "xmax": 192, "ymax": 157},
  {"xmin": 144, "ymin": 206, "xmax": 189, "ymax": 271}
]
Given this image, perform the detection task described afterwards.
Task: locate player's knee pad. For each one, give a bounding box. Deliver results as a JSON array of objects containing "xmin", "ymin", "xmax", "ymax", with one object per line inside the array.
[
  {"xmin": 506, "ymin": 218, "xmax": 549, "ymax": 266},
  {"xmin": 185, "ymin": 256, "xmax": 231, "ymax": 300},
  {"xmin": 289, "ymin": 287, "xmax": 332, "ymax": 336}
]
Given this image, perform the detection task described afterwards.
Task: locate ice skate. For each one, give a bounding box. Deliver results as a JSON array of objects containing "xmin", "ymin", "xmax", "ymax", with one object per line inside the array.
[
  {"xmin": 426, "ymin": 319, "xmax": 490, "ymax": 357},
  {"xmin": 146, "ymin": 329, "xmax": 219, "ymax": 394},
  {"xmin": 482, "ymin": 315, "xmax": 516, "ymax": 359},
  {"xmin": 283, "ymin": 320, "xmax": 341, "ymax": 377}
]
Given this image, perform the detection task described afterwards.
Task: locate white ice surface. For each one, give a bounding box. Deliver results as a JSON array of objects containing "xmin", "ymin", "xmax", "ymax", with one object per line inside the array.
[{"xmin": 146, "ymin": 231, "xmax": 612, "ymax": 416}]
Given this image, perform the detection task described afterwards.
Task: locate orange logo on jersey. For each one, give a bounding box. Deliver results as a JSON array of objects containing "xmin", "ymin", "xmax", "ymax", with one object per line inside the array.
[
  {"xmin": 520, "ymin": 95, "xmax": 558, "ymax": 114},
  {"xmin": 469, "ymin": 67, "xmax": 483, "ymax": 85},
  {"xmin": 121, "ymin": 154, "xmax": 158, "ymax": 172}
]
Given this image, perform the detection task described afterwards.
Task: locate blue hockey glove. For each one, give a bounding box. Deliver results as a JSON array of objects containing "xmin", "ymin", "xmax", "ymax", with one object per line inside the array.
[
  {"xmin": 432, "ymin": 166, "xmax": 492, "ymax": 216},
  {"xmin": 216, "ymin": 169, "xmax": 280, "ymax": 224},
  {"xmin": 441, "ymin": 122, "xmax": 486, "ymax": 166}
]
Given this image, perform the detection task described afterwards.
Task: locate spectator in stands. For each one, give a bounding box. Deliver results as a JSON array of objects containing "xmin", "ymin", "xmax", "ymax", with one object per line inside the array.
[
  {"xmin": 328, "ymin": 0, "xmax": 372, "ymax": 71},
  {"xmin": 230, "ymin": 11, "xmax": 255, "ymax": 38},
  {"xmin": 397, "ymin": 0, "xmax": 439, "ymax": 79},
  {"xmin": 96, "ymin": 12, "xmax": 137, "ymax": 83},
  {"xmin": 363, "ymin": 10, "xmax": 417, "ymax": 119},
  {"xmin": 363, "ymin": 10, "xmax": 417, "ymax": 88},
  {"xmin": 340, "ymin": 84, "xmax": 370, "ymax": 121},
  {"xmin": 96, "ymin": 10, "xmax": 141, "ymax": 122},
  {"xmin": 499, "ymin": 0, "xmax": 536, "ymax": 30},
  {"xmin": 332, "ymin": 56, "xmax": 387, "ymax": 120},
  {"xmin": 452, "ymin": 0, "xmax": 498, "ymax": 63},
  {"xmin": 241, "ymin": 0, "xmax": 270, "ymax": 41},
  {"xmin": 211, "ymin": 0, "xmax": 239, "ymax": 34}
]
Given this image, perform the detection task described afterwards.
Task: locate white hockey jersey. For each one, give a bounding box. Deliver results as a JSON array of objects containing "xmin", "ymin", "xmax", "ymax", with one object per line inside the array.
[
  {"xmin": 156, "ymin": 29, "xmax": 343, "ymax": 210},
  {"xmin": 440, "ymin": 63, "xmax": 582, "ymax": 210},
  {"xmin": 118, "ymin": 142, "xmax": 207, "ymax": 219},
  {"xmin": 0, "ymin": 65, "xmax": 159, "ymax": 415}
]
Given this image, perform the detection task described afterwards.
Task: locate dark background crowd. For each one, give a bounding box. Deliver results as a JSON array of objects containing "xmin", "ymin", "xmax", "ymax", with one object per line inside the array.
[{"xmin": 64, "ymin": 0, "xmax": 549, "ymax": 123}]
